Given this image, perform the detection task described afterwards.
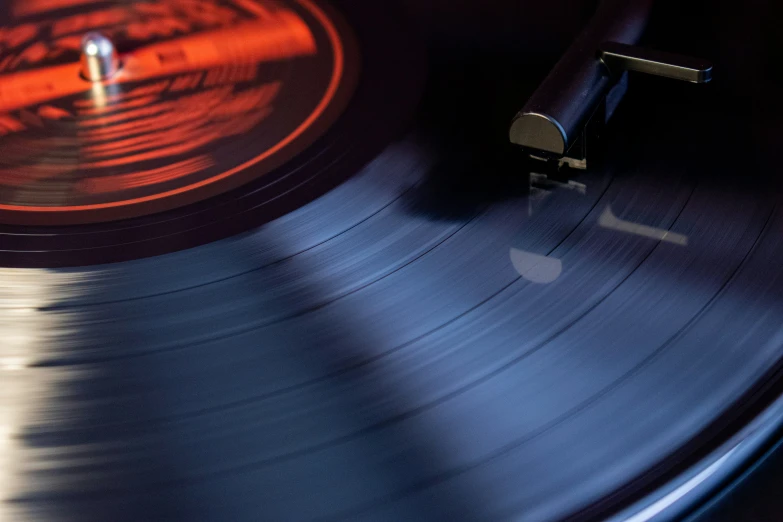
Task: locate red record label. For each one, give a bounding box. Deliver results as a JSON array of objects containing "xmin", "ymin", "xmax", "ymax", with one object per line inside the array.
[{"xmin": 0, "ymin": 0, "xmax": 357, "ymax": 225}]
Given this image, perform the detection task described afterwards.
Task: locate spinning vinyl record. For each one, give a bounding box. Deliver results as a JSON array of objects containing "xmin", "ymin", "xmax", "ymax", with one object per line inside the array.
[
  {"xmin": 0, "ymin": 0, "xmax": 782, "ymax": 521},
  {"xmin": 0, "ymin": 0, "xmax": 420, "ymax": 266}
]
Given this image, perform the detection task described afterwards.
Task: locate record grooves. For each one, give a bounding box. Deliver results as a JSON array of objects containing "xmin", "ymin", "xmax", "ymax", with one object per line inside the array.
[{"xmin": 1, "ymin": 1, "xmax": 783, "ymax": 522}]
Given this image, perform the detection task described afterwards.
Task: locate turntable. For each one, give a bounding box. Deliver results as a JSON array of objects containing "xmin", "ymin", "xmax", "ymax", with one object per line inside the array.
[{"xmin": 0, "ymin": 0, "xmax": 781, "ymax": 521}]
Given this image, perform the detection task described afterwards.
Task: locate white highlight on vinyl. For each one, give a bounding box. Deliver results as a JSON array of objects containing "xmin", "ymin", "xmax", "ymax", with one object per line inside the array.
[
  {"xmin": 623, "ymin": 448, "xmax": 737, "ymax": 522},
  {"xmin": 599, "ymin": 206, "xmax": 689, "ymax": 246},
  {"xmin": 509, "ymin": 248, "xmax": 562, "ymax": 284}
]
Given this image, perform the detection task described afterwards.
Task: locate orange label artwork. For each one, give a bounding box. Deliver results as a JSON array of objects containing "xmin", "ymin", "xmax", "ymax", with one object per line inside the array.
[{"xmin": 0, "ymin": 0, "xmax": 352, "ymax": 224}]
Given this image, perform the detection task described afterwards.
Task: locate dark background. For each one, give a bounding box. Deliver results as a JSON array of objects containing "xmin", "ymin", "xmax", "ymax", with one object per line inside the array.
[{"xmin": 692, "ymin": 438, "xmax": 783, "ymax": 521}]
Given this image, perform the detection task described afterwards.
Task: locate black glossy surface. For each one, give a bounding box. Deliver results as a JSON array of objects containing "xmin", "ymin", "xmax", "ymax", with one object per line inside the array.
[
  {"xmin": 690, "ymin": 436, "xmax": 783, "ymax": 521},
  {"xmin": 1, "ymin": 1, "xmax": 783, "ymax": 521}
]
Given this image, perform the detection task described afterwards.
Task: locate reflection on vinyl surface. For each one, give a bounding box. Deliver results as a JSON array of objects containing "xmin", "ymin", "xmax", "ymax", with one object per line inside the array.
[
  {"xmin": 599, "ymin": 205, "xmax": 689, "ymax": 246},
  {"xmin": 1, "ymin": 81, "xmax": 782, "ymax": 522},
  {"xmin": 0, "ymin": 1, "xmax": 782, "ymax": 521}
]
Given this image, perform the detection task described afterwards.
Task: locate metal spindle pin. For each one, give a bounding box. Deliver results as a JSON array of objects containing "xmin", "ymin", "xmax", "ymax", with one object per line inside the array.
[{"xmin": 80, "ymin": 32, "xmax": 119, "ymax": 81}]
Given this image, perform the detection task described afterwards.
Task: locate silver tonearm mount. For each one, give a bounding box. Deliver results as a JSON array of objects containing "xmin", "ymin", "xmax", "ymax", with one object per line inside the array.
[{"xmin": 509, "ymin": 0, "xmax": 712, "ymax": 171}]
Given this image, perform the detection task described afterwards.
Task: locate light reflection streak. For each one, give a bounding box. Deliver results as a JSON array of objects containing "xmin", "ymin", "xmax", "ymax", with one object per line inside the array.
[
  {"xmin": 509, "ymin": 248, "xmax": 562, "ymax": 284},
  {"xmin": 599, "ymin": 205, "xmax": 689, "ymax": 246},
  {"xmin": 0, "ymin": 268, "xmax": 88, "ymax": 520},
  {"xmin": 89, "ymin": 81, "xmax": 120, "ymax": 109},
  {"xmin": 622, "ymin": 448, "xmax": 736, "ymax": 522}
]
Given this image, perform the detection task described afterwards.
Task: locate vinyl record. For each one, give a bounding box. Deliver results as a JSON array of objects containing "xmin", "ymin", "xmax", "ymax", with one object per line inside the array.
[
  {"xmin": 0, "ymin": 0, "xmax": 422, "ymax": 266},
  {"xmin": 1, "ymin": 0, "xmax": 783, "ymax": 521}
]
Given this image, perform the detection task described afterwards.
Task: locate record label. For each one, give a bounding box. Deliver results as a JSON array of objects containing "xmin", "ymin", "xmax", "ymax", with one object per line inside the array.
[{"xmin": 0, "ymin": 0, "xmax": 358, "ymax": 225}]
